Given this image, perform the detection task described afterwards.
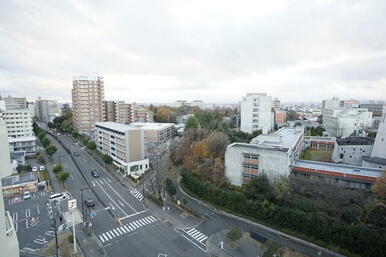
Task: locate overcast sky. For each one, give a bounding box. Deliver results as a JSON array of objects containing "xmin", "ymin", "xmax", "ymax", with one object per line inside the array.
[{"xmin": 1, "ymin": 0, "xmax": 386, "ymax": 103}]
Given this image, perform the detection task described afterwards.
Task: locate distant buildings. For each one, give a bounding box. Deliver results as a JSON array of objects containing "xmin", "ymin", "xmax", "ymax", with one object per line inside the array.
[
  {"xmin": 323, "ymin": 108, "xmax": 372, "ymax": 137},
  {"xmin": 72, "ymin": 76, "xmax": 105, "ymax": 132},
  {"xmin": 35, "ymin": 99, "xmax": 61, "ymax": 123},
  {"xmin": 339, "ymin": 99, "xmax": 359, "ymax": 108},
  {"xmin": 1, "ymin": 109, "xmax": 34, "ymax": 138},
  {"xmin": 176, "ymin": 114, "xmax": 194, "ymax": 124},
  {"xmin": 128, "ymin": 122, "xmax": 176, "ymax": 145},
  {"xmin": 94, "ymin": 122, "xmax": 149, "ymax": 176},
  {"xmin": 103, "ymin": 101, "xmax": 153, "ymax": 124},
  {"xmin": 173, "ymin": 100, "xmax": 205, "ymax": 109},
  {"xmin": 272, "ymin": 97, "xmax": 281, "ymax": 110},
  {"xmin": 274, "ymin": 110, "xmax": 287, "ymax": 124},
  {"xmin": 3, "ymin": 96, "xmax": 27, "ymax": 110},
  {"xmin": 240, "ymin": 93, "xmax": 273, "ymax": 134},
  {"xmin": 322, "ymin": 97, "xmax": 340, "ymax": 119},
  {"xmin": 225, "ymin": 127, "xmax": 304, "ymax": 186}
]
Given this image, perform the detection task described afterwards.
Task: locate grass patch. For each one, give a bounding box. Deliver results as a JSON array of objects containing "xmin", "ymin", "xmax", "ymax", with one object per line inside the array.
[
  {"xmin": 300, "ymin": 149, "xmax": 332, "ymax": 162},
  {"xmin": 38, "ymin": 170, "xmax": 50, "ymax": 182}
]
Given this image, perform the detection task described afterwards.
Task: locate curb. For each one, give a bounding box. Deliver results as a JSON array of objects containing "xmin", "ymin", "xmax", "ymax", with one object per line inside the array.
[{"xmin": 178, "ymin": 177, "xmax": 345, "ymax": 257}]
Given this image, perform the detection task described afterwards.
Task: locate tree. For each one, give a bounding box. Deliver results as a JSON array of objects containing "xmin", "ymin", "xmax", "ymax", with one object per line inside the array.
[
  {"xmin": 46, "ymin": 145, "xmax": 57, "ymax": 156},
  {"xmin": 243, "ymin": 174, "xmax": 273, "ymax": 200},
  {"xmin": 58, "ymin": 172, "xmax": 70, "ymax": 184},
  {"xmin": 165, "ymin": 178, "xmax": 176, "ymax": 196},
  {"xmin": 16, "ymin": 165, "xmax": 24, "ymax": 173},
  {"xmin": 191, "ymin": 141, "xmax": 209, "ymax": 161},
  {"xmin": 42, "ymin": 137, "xmax": 51, "ymax": 148},
  {"xmin": 52, "ymin": 164, "xmax": 63, "ymax": 174},
  {"xmin": 204, "ymin": 131, "xmax": 230, "ymax": 158},
  {"xmin": 87, "ymin": 141, "xmax": 97, "ymax": 151},
  {"xmin": 274, "ymin": 176, "xmax": 290, "ymax": 201},
  {"xmin": 82, "ymin": 138, "xmax": 89, "ymax": 146},
  {"xmin": 102, "ymin": 154, "xmax": 113, "ymax": 166},
  {"xmin": 185, "ymin": 116, "xmax": 199, "ymax": 130},
  {"xmin": 372, "ymin": 170, "xmax": 386, "ymax": 201},
  {"xmin": 37, "ymin": 131, "xmax": 46, "ymax": 140},
  {"xmin": 227, "ymin": 226, "xmax": 242, "ymax": 243},
  {"xmin": 37, "ymin": 153, "xmax": 45, "ymax": 164}
]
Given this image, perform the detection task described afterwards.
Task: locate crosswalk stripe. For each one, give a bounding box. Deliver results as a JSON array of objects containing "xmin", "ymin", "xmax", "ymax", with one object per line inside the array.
[
  {"xmin": 118, "ymin": 227, "xmax": 125, "ymax": 234},
  {"xmin": 113, "ymin": 228, "xmax": 120, "ymax": 236},
  {"xmin": 138, "ymin": 220, "xmax": 146, "ymax": 226},
  {"xmin": 149, "ymin": 216, "xmax": 157, "ymax": 222},
  {"xmin": 106, "ymin": 231, "xmax": 113, "ymax": 239},
  {"xmin": 187, "ymin": 228, "xmax": 195, "ymax": 233},
  {"xmin": 102, "ymin": 233, "xmax": 109, "ymax": 242},
  {"xmin": 125, "ymin": 225, "xmax": 131, "ymax": 231},
  {"xmin": 128, "ymin": 224, "xmax": 135, "ymax": 230},
  {"xmin": 99, "ymin": 235, "xmax": 105, "ymax": 243},
  {"xmin": 143, "ymin": 217, "xmax": 151, "ymax": 223},
  {"xmin": 134, "ymin": 221, "xmax": 141, "ymax": 227},
  {"xmin": 199, "ymin": 236, "xmax": 208, "ymax": 242},
  {"xmin": 141, "ymin": 218, "xmax": 150, "ymax": 224},
  {"xmin": 196, "ymin": 234, "xmax": 207, "ymax": 241},
  {"xmin": 130, "ymin": 222, "xmax": 138, "ymax": 229},
  {"xmin": 121, "ymin": 226, "xmax": 128, "ymax": 233}
]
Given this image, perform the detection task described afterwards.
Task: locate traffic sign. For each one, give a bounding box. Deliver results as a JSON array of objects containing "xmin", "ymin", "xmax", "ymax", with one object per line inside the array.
[{"xmin": 68, "ymin": 199, "xmax": 77, "ymax": 211}]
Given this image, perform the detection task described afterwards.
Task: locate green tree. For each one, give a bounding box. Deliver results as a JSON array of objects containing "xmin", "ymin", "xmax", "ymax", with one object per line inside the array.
[
  {"xmin": 46, "ymin": 145, "xmax": 57, "ymax": 156},
  {"xmin": 274, "ymin": 177, "xmax": 290, "ymax": 201},
  {"xmin": 87, "ymin": 141, "xmax": 97, "ymax": 151},
  {"xmin": 243, "ymin": 174, "xmax": 273, "ymax": 200},
  {"xmin": 102, "ymin": 154, "xmax": 113, "ymax": 166},
  {"xmin": 227, "ymin": 226, "xmax": 242, "ymax": 243},
  {"xmin": 42, "ymin": 137, "xmax": 51, "ymax": 148},
  {"xmin": 37, "ymin": 153, "xmax": 46, "ymax": 164},
  {"xmin": 165, "ymin": 178, "xmax": 176, "ymax": 196},
  {"xmin": 58, "ymin": 172, "xmax": 70, "ymax": 184},
  {"xmin": 16, "ymin": 165, "xmax": 24, "ymax": 173},
  {"xmin": 82, "ymin": 138, "xmax": 89, "ymax": 146},
  {"xmin": 37, "ymin": 131, "xmax": 46, "ymax": 140},
  {"xmin": 185, "ymin": 116, "xmax": 199, "ymax": 130},
  {"xmin": 52, "ymin": 164, "xmax": 63, "ymax": 174}
]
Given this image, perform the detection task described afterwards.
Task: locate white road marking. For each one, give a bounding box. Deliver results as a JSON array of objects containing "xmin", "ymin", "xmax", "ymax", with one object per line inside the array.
[
  {"xmin": 36, "ymin": 205, "xmax": 40, "ymax": 214},
  {"xmin": 112, "ymin": 228, "xmax": 120, "ymax": 236},
  {"xmin": 13, "ymin": 212, "xmax": 18, "ymax": 222},
  {"xmin": 15, "ymin": 222, "xmax": 18, "ymax": 232},
  {"xmin": 95, "ymin": 180, "xmax": 127, "ymax": 216},
  {"xmin": 99, "ymin": 235, "xmax": 105, "ymax": 243},
  {"xmin": 108, "ymin": 178, "xmax": 112, "ymax": 182},
  {"xmin": 118, "ymin": 210, "xmax": 147, "ymax": 221},
  {"xmin": 104, "ymin": 180, "xmax": 137, "ymax": 212},
  {"xmin": 118, "ymin": 200, "xmax": 124, "ymax": 207},
  {"xmin": 138, "ymin": 220, "xmax": 146, "ymax": 226},
  {"xmin": 26, "ymin": 219, "xmax": 29, "ymax": 229},
  {"xmin": 92, "ymin": 181, "xmax": 95, "ymax": 187},
  {"xmin": 22, "ymin": 247, "xmax": 37, "ymax": 252},
  {"xmin": 102, "ymin": 233, "xmax": 109, "ymax": 242},
  {"xmin": 105, "ymin": 231, "xmax": 113, "ymax": 240},
  {"xmin": 25, "ymin": 208, "xmax": 31, "ymax": 218},
  {"xmin": 130, "ymin": 222, "xmax": 138, "ymax": 229},
  {"xmin": 178, "ymin": 230, "xmax": 207, "ymax": 253}
]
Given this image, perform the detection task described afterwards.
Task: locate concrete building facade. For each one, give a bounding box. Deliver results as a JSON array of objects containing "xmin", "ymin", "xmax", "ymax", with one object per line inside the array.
[
  {"xmin": 1, "ymin": 109, "xmax": 33, "ymax": 138},
  {"xmin": 274, "ymin": 110, "xmax": 287, "ymax": 124},
  {"xmin": 128, "ymin": 123, "xmax": 176, "ymax": 145},
  {"xmin": 332, "ymin": 137, "xmax": 374, "ymax": 166},
  {"xmin": 240, "ymin": 93, "xmax": 273, "ymax": 134},
  {"xmin": 72, "ymin": 76, "xmax": 105, "ymax": 132},
  {"xmin": 36, "ymin": 99, "xmax": 61, "ymax": 123},
  {"xmin": 363, "ymin": 114, "xmax": 386, "ymax": 169},
  {"xmin": 3, "ymin": 96, "xmax": 27, "ymax": 110},
  {"xmin": 94, "ymin": 122, "xmax": 149, "ymax": 176},
  {"xmin": 323, "ymin": 108, "xmax": 372, "ymax": 137},
  {"xmin": 0, "ymin": 118, "xmax": 20, "ymax": 257},
  {"xmin": 303, "ymin": 136, "xmax": 336, "ymax": 151},
  {"xmin": 225, "ymin": 127, "xmax": 304, "ymax": 186},
  {"xmin": 103, "ymin": 101, "xmax": 154, "ymax": 124}
]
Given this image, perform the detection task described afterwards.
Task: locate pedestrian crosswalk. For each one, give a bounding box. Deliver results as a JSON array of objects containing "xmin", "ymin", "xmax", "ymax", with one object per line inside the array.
[
  {"xmin": 183, "ymin": 228, "xmax": 208, "ymax": 245},
  {"xmin": 130, "ymin": 189, "xmax": 144, "ymax": 202},
  {"xmin": 98, "ymin": 215, "xmax": 157, "ymax": 244}
]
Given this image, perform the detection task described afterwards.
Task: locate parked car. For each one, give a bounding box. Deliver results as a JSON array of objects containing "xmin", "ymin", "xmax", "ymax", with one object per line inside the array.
[
  {"xmin": 91, "ymin": 170, "xmax": 100, "ymax": 178},
  {"xmin": 32, "ymin": 166, "xmax": 38, "ymax": 172},
  {"xmin": 39, "ymin": 165, "xmax": 45, "ymax": 171},
  {"xmin": 84, "ymin": 199, "xmax": 95, "ymax": 207},
  {"xmin": 74, "ymin": 152, "xmax": 79, "ymax": 156},
  {"xmin": 23, "ymin": 191, "xmax": 31, "ymax": 200}
]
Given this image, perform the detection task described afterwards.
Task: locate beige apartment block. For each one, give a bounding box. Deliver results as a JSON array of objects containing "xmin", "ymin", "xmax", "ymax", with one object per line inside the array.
[
  {"xmin": 3, "ymin": 96, "xmax": 27, "ymax": 110},
  {"xmin": 72, "ymin": 76, "xmax": 105, "ymax": 132},
  {"xmin": 94, "ymin": 122, "xmax": 149, "ymax": 175},
  {"xmin": 103, "ymin": 101, "xmax": 153, "ymax": 124},
  {"xmin": 128, "ymin": 122, "xmax": 176, "ymax": 145}
]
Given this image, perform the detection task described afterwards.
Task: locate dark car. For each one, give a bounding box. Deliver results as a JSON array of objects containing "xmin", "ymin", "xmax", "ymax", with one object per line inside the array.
[
  {"xmin": 74, "ymin": 152, "xmax": 79, "ymax": 156},
  {"xmin": 91, "ymin": 170, "xmax": 100, "ymax": 178},
  {"xmin": 84, "ymin": 199, "xmax": 95, "ymax": 207}
]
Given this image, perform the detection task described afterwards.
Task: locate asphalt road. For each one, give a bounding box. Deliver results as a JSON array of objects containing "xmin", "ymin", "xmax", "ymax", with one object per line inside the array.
[{"xmin": 47, "ymin": 133, "xmax": 207, "ymax": 257}]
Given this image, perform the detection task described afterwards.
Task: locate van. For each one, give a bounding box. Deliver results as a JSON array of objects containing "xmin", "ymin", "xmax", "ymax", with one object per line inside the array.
[{"xmin": 49, "ymin": 193, "xmax": 67, "ymax": 202}]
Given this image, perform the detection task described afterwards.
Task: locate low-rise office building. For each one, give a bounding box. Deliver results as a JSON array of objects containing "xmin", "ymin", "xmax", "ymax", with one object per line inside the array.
[
  {"xmin": 1, "ymin": 172, "xmax": 38, "ymax": 198},
  {"xmin": 8, "ymin": 136, "xmax": 37, "ymax": 156},
  {"xmin": 128, "ymin": 123, "xmax": 176, "ymax": 145},
  {"xmin": 94, "ymin": 122, "xmax": 149, "ymax": 176},
  {"xmin": 292, "ymin": 160, "xmax": 382, "ymax": 190},
  {"xmin": 331, "ymin": 137, "xmax": 374, "ymax": 166},
  {"xmin": 225, "ymin": 127, "xmax": 304, "ymax": 186},
  {"xmin": 303, "ymin": 136, "xmax": 336, "ymax": 151}
]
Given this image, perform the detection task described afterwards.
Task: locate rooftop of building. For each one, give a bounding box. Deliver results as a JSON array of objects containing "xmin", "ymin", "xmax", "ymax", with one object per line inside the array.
[
  {"xmin": 303, "ymin": 136, "xmax": 336, "ymax": 142},
  {"xmin": 8, "ymin": 136, "xmax": 36, "ymax": 143},
  {"xmin": 363, "ymin": 156, "xmax": 386, "ymax": 165},
  {"xmin": 1, "ymin": 172, "xmax": 38, "ymax": 187},
  {"xmin": 129, "ymin": 122, "xmax": 175, "ymax": 130},
  {"xmin": 293, "ymin": 159, "xmax": 382, "ymax": 178},
  {"xmin": 336, "ymin": 136, "xmax": 374, "ymax": 146},
  {"xmin": 95, "ymin": 122, "xmax": 139, "ymax": 133},
  {"xmin": 250, "ymin": 127, "xmax": 304, "ymax": 150}
]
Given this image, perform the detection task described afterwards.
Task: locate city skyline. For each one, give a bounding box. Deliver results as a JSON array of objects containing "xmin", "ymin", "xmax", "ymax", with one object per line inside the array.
[{"xmin": 1, "ymin": 1, "xmax": 386, "ymax": 103}]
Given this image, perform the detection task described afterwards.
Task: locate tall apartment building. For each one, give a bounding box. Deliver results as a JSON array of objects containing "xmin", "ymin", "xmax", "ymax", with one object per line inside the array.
[
  {"xmin": 240, "ymin": 93, "xmax": 273, "ymax": 134},
  {"xmin": 103, "ymin": 101, "xmax": 154, "ymax": 124},
  {"xmin": 72, "ymin": 76, "xmax": 105, "ymax": 132},
  {"xmin": 272, "ymin": 97, "xmax": 281, "ymax": 110},
  {"xmin": 94, "ymin": 122, "xmax": 149, "ymax": 175},
  {"xmin": 0, "ymin": 118, "xmax": 20, "ymax": 257},
  {"xmin": 3, "ymin": 96, "xmax": 27, "ymax": 110},
  {"xmin": 35, "ymin": 99, "xmax": 61, "ymax": 123},
  {"xmin": 322, "ymin": 97, "xmax": 340, "ymax": 120},
  {"xmin": 225, "ymin": 127, "xmax": 304, "ymax": 185},
  {"xmin": 323, "ymin": 108, "xmax": 372, "ymax": 137},
  {"xmin": 1, "ymin": 109, "xmax": 33, "ymax": 138}
]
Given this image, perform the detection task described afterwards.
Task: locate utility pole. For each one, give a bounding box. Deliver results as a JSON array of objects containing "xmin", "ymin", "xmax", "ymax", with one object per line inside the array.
[{"xmin": 47, "ymin": 200, "xmax": 60, "ymax": 257}]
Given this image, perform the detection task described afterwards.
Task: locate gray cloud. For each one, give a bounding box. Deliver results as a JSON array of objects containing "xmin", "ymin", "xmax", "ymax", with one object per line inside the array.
[{"xmin": 1, "ymin": 0, "xmax": 386, "ymax": 103}]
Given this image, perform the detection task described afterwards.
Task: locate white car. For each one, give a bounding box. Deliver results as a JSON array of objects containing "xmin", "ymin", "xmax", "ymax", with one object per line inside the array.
[
  {"xmin": 32, "ymin": 166, "xmax": 38, "ymax": 172},
  {"xmin": 23, "ymin": 191, "xmax": 31, "ymax": 200},
  {"xmin": 39, "ymin": 166, "xmax": 45, "ymax": 171}
]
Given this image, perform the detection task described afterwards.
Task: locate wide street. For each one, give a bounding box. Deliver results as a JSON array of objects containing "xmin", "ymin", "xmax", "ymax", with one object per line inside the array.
[{"xmin": 47, "ymin": 133, "xmax": 208, "ymax": 257}]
